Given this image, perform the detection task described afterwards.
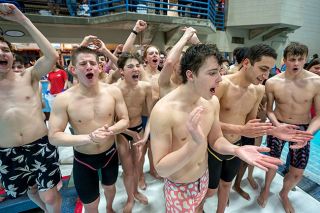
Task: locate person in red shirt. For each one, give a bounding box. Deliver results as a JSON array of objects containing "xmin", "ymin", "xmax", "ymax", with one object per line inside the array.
[{"xmin": 46, "ymin": 63, "xmax": 68, "ymax": 109}]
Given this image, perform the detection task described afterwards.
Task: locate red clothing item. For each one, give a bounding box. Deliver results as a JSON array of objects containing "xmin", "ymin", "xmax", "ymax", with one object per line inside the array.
[
  {"xmin": 311, "ymin": 104, "xmax": 316, "ymax": 118},
  {"xmin": 48, "ymin": 69, "xmax": 67, "ymax": 95}
]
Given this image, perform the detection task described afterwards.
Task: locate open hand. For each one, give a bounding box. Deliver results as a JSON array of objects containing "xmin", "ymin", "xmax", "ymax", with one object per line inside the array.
[
  {"xmin": 235, "ymin": 145, "xmax": 282, "ymax": 171},
  {"xmin": 242, "ymin": 119, "xmax": 274, "ymax": 138},
  {"xmin": 187, "ymin": 106, "xmax": 205, "ymax": 144},
  {"xmin": 271, "ymin": 124, "xmax": 313, "ymax": 149}
]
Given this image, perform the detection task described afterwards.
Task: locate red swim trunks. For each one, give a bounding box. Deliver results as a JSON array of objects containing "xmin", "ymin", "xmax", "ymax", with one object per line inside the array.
[{"xmin": 164, "ymin": 169, "xmax": 209, "ymax": 213}]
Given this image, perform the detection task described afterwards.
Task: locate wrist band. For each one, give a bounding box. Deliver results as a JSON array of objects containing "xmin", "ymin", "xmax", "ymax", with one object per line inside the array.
[{"xmin": 131, "ymin": 29, "xmax": 138, "ymax": 35}]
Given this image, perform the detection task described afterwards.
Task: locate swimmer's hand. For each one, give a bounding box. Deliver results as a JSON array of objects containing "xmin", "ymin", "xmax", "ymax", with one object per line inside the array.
[
  {"xmin": 134, "ymin": 135, "xmax": 148, "ymax": 147},
  {"xmin": 80, "ymin": 35, "xmax": 98, "ymax": 47},
  {"xmin": 187, "ymin": 106, "xmax": 205, "ymax": 144},
  {"xmin": 241, "ymin": 119, "xmax": 274, "ymax": 138},
  {"xmin": 270, "ymin": 124, "xmax": 313, "ymax": 149},
  {"xmin": 235, "ymin": 146, "xmax": 282, "ymax": 171},
  {"xmin": 0, "ymin": 3, "xmax": 27, "ymax": 23},
  {"xmin": 133, "ymin": 20, "xmax": 147, "ymax": 33},
  {"xmin": 89, "ymin": 125, "xmax": 114, "ymax": 144}
]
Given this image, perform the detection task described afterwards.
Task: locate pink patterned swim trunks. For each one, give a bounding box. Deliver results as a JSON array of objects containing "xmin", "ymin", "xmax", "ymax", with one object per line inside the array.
[{"xmin": 164, "ymin": 169, "xmax": 209, "ymax": 213}]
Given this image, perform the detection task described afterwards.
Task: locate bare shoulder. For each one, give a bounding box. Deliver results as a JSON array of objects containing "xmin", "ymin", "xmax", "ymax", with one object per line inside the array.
[
  {"xmin": 54, "ymin": 87, "xmax": 74, "ymax": 106},
  {"xmin": 209, "ymin": 96, "xmax": 220, "ymax": 109},
  {"xmin": 105, "ymin": 82, "xmax": 122, "ymax": 94},
  {"xmin": 221, "ymin": 75, "xmax": 231, "ymax": 87},
  {"xmin": 266, "ymin": 73, "xmax": 283, "ymax": 86},
  {"xmin": 255, "ymin": 84, "xmax": 265, "ymax": 95},
  {"xmin": 150, "ymin": 98, "xmax": 172, "ymax": 124},
  {"xmin": 139, "ymin": 80, "xmax": 152, "ymax": 89}
]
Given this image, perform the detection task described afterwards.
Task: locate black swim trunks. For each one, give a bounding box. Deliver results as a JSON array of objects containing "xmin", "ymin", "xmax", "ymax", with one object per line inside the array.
[
  {"xmin": 208, "ymin": 140, "xmax": 242, "ymax": 189},
  {"xmin": 73, "ymin": 143, "xmax": 119, "ymax": 204},
  {"xmin": 266, "ymin": 122, "xmax": 310, "ymax": 169},
  {"xmin": 120, "ymin": 123, "xmax": 143, "ymax": 142},
  {"xmin": 0, "ymin": 136, "xmax": 61, "ymax": 198}
]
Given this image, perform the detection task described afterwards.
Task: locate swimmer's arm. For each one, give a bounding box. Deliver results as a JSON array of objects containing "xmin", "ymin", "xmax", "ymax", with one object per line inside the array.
[
  {"xmin": 208, "ymin": 98, "xmax": 237, "ymax": 155},
  {"xmin": 123, "ymin": 20, "xmax": 147, "ymax": 53},
  {"xmin": 48, "ymin": 95, "xmax": 91, "ymax": 146},
  {"xmin": 98, "ymin": 39, "xmax": 119, "ymax": 67},
  {"xmin": 15, "ymin": 12, "xmax": 59, "ymax": 81},
  {"xmin": 109, "ymin": 87, "xmax": 129, "ymax": 134},
  {"xmin": 105, "ymin": 69, "xmax": 121, "ymax": 84},
  {"xmin": 145, "ymin": 82, "xmax": 155, "ymax": 115},
  {"xmin": 150, "ymin": 108, "xmax": 199, "ymax": 178},
  {"xmin": 158, "ymin": 28, "xmax": 194, "ymax": 87},
  {"xmin": 307, "ymin": 88, "xmax": 320, "ymax": 134},
  {"xmin": 265, "ymin": 80, "xmax": 281, "ymax": 127}
]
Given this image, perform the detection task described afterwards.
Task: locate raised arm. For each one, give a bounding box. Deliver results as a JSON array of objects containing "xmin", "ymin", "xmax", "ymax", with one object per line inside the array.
[
  {"xmin": 122, "ymin": 20, "xmax": 147, "ymax": 53},
  {"xmin": 159, "ymin": 27, "xmax": 196, "ymax": 87},
  {"xmin": 0, "ymin": 4, "xmax": 59, "ymax": 81}
]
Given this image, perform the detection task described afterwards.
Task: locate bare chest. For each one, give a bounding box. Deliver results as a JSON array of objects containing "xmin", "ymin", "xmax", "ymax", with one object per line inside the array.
[
  {"xmin": 220, "ymin": 87, "xmax": 257, "ymax": 115},
  {"xmin": 68, "ymin": 95, "xmax": 116, "ymax": 125},
  {"xmin": 0, "ymin": 80, "xmax": 39, "ymax": 114},
  {"xmin": 273, "ymin": 81, "xmax": 315, "ymax": 104}
]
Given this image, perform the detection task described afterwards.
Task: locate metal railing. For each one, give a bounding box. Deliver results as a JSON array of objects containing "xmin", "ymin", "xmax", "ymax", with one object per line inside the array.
[{"xmin": 87, "ymin": 0, "xmax": 225, "ymax": 30}]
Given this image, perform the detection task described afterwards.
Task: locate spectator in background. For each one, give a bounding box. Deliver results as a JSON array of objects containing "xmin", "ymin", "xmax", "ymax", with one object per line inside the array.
[
  {"xmin": 307, "ymin": 58, "xmax": 320, "ymax": 76},
  {"xmin": 222, "ymin": 58, "xmax": 230, "ymax": 69},
  {"xmin": 155, "ymin": 0, "xmax": 168, "ymax": 15},
  {"xmin": 66, "ymin": 0, "xmax": 77, "ymax": 16},
  {"xmin": 48, "ymin": 0, "xmax": 63, "ymax": 15},
  {"xmin": 46, "ymin": 63, "xmax": 68, "ymax": 111},
  {"xmin": 158, "ymin": 50, "xmax": 167, "ymax": 71},
  {"xmin": 12, "ymin": 53, "xmax": 25, "ymax": 73},
  {"xmin": 229, "ymin": 47, "xmax": 249, "ymax": 74}
]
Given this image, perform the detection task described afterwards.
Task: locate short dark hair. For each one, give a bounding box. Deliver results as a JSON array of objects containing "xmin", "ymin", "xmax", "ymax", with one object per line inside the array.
[
  {"xmin": 235, "ymin": 47, "xmax": 249, "ymax": 64},
  {"xmin": 0, "ymin": 36, "xmax": 13, "ymax": 52},
  {"xmin": 71, "ymin": 46, "xmax": 98, "ymax": 66},
  {"xmin": 180, "ymin": 43, "xmax": 223, "ymax": 84},
  {"xmin": 306, "ymin": 58, "xmax": 320, "ymax": 71},
  {"xmin": 13, "ymin": 53, "xmax": 25, "ymax": 65},
  {"xmin": 283, "ymin": 42, "xmax": 308, "ymax": 59},
  {"xmin": 117, "ymin": 52, "xmax": 142, "ymax": 69},
  {"xmin": 245, "ymin": 44, "xmax": 277, "ymax": 65}
]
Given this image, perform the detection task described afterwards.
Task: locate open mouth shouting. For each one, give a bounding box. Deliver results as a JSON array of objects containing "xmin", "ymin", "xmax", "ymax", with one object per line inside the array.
[
  {"xmin": 85, "ymin": 72, "xmax": 94, "ymax": 79},
  {"xmin": 210, "ymin": 87, "xmax": 216, "ymax": 95},
  {"xmin": 132, "ymin": 73, "xmax": 139, "ymax": 81},
  {"xmin": 0, "ymin": 59, "xmax": 8, "ymax": 68}
]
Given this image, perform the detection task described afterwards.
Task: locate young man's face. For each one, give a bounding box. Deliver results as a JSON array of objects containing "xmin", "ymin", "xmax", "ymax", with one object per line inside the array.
[
  {"xmin": 284, "ymin": 54, "xmax": 307, "ymax": 73},
  {"xmin": 12, "ymin": 61, "xmax": 25, "ymax": 73},
  {"xmin": 159, "ymin": 53, "xmax": 166, "ymax": 67},
  {"xmin": 121, "ymin": 58, "xmax": 141, "ymax": 85},
  {"xmin": 145, "ymin": 46, "xmax": 159, "ymax": 68},
  {"xmin": 192, "ymin": 55, "xmax": 222, "ymax": 100},
  {"xmin": 309, "ymin": 64, "xmax": 320, "ymax": 76},
  {"xmin": 0, "ymin": 41, "xmax": 13, "ymax": 74},
  {"xmin": 73, "ymin": 53, "xmax": 100, "ymax": 87},
  {"xmin": 246, "ymin": 56, "xmax": 275, "ymax": 85}
]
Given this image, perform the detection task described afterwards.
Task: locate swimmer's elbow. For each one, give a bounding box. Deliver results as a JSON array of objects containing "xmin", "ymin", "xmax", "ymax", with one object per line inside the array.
[{"xmin": 154, "ymin": 163, "xmax": 170, "ymax": 178}]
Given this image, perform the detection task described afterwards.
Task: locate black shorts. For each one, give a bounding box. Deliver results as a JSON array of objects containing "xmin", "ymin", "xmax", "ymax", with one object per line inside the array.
[
  {"xmin": 241, "ymin": 136, "xmax": 255, "ymax": 146},
  {"xmin": 0, "ymin": 136, "xmax": 61, "ymax": 198},
  {"xmin": 120, "ymin": 123, "xmax": 143, "ymax": 142},
  {"xmin": 73, "ymin": 143, "xmax": 119, "ymax": 204},
  {"xmin": 267, "ymin": 122, "xmax": 310, "ymax": 169},
  {"xmin": 208, "ymin": 140, "xmax": 241, "ymax": 189}
]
